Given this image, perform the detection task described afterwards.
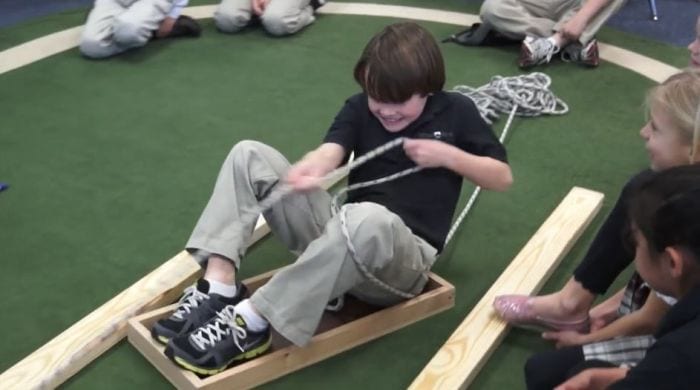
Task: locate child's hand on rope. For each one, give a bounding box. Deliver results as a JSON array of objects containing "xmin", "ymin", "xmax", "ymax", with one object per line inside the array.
[
  {"xmin": 286, "ymin": 160, "xmax": 324, "ymax": 191},
  {"xmin": 403, "ymin": 138, "xmax": 450, "ymax": 168}
]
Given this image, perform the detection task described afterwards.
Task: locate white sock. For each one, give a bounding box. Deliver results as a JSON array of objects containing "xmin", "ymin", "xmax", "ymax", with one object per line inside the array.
[
  {"xmin": 235, "ymin": 299, "xmax": 269, "ymax": 331},
  {"xmin": 547, "ymin": 36, "xmax": 560, "ymax": 49},
  {"xmin": 206, "ymin": 278, "xmax": 237, "ymax": 298}
]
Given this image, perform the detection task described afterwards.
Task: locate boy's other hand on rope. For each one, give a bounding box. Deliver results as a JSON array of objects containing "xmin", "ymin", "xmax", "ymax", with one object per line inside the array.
[
  {"xmin": 286, "ymin": 160, "xmax": 325, "ymax": 191},
  {"xmin": 403, "ymin": 139, "xmax": 451, "ymax": 168},
  {"xmin": 286, "ymin": 143, "xmax": 345, "ymax": 192}
]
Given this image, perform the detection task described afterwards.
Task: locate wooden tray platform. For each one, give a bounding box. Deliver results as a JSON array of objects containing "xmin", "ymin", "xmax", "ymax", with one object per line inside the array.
[{"xmin": 128, "ymin": 270, "xmax": 454, "ymax": 389}]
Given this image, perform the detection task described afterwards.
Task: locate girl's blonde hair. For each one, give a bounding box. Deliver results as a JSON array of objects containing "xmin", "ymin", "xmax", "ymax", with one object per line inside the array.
[{"xmin": 646, "ymin": 68, "xmax": 700, "ymax": 162}]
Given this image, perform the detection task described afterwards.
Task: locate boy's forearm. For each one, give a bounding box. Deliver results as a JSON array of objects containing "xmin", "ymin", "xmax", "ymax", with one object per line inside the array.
[
  {"xmin": 301, "ymin": 143, "xmax": 346, "ymax": 175},
  {"xmin": 444, "ymin": 145, "xmax": 512, "ymax": 191}
]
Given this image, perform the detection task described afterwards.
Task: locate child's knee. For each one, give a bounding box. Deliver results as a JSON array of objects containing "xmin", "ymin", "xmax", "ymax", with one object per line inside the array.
[
  {"xmin": 232, "ymin": 139, "xmax": 265, "ymax": 150},
  {"xmin": 341, "ymin": 203, "xmax": 397, "ymax": 239},
  {"xmin": 260, "ymin": 8, "xmax": 312, "ymax": 36},
  {"xmin": 214, "ymin": 9, "xmax": 250, "ymax": 33},
  {"xmin": 230, "ymin": 140, "xmax": 263, "ymax": 160},
  {"xmin": 79, "ymin": 36, "xmax": 112, "ymax": 59},
  {"xmin": 113, "ymin": 17, "xmax": 150, "ymax": 47},
  {"xmin": 479, "ymin": 0, "xmax": 500, "ymax": 24}
]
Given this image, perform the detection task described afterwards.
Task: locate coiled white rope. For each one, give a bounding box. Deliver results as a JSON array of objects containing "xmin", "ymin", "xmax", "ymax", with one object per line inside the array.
[{"xmin": 453, "ymin": 72, "xmax": 568, "ymax": 125}]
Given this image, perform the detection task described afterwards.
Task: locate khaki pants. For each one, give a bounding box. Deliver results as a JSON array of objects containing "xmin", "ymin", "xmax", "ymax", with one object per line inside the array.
[
  {"xmin": 187, "ymin": 141, "xmax": 438, "ymax": 346},
  {"xmin": 80, "ymin": 0, "xmax": 173, "ymax": 58},
  {"xmin": 214, "ymin": 0, "xmax": 315, "ymax": 36},
  {"xmin": 480, "ymin": 0, "xmax": 626, "ymax": 44}
]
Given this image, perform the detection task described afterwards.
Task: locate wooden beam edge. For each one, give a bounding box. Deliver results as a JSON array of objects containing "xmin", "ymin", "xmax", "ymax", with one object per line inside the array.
[{"xmin": 409, "ymin": 186, "xmax": 605, "ymax": 390}]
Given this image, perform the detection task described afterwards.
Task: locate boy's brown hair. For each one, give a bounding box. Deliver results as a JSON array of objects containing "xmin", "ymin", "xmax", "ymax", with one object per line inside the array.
[{"xmin": 354, "ymin": 22, "xmax": 445, "ymax": 103}]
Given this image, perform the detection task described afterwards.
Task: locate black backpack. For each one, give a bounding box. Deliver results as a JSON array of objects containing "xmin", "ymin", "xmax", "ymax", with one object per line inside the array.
[{"xmin": 443, "ymin": 22, "xmax": 520, "ymax": 46}]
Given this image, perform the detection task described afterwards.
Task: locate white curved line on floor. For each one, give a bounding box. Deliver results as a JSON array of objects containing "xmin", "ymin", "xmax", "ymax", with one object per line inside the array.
[{"xmin": 0, "ymin": 2, "xmax": 679, "ymax": 82}]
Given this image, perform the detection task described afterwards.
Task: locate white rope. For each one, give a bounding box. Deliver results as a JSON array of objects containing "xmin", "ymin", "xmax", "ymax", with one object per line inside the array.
[
  {"xmin": 239, "ymin": 137, "xmax": 408, "ymax": 231},
  {"xmin": 443, "ymin": 104, "xmax": 517, "ymax": 246},
  {"xmin": 452, "ymin": 72, "xmax": 568, "ymax": 125},
  {"xmin": 442, "ymin": 73, "xmax": 569, "ymax": 248}
]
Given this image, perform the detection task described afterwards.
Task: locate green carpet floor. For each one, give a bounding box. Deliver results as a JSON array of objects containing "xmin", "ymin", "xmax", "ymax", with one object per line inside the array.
[{"xmin": 0, "ymin": 2, "xmax": 687, "ymax": 389}]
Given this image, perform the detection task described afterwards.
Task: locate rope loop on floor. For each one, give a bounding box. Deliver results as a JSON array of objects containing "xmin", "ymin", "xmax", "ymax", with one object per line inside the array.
[{"xmin": 453, "ymin": 72, "xmax": 569, "ymax": 125}]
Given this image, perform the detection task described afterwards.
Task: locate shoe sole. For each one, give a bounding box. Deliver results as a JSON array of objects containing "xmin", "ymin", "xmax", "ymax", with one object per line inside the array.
[
  {"xmin": 171, "ymin": 337, "xmax": 273, "ymax": 376},
  {"xmin": 508, "ymin": 317, "xmax": 590, "ymax": 333}
]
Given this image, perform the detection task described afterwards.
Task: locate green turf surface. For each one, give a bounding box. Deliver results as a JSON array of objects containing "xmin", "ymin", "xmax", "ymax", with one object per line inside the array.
[
  {"xmin": 0, "ymin": 4, "xmax": 683, "ymax": 390},
  {"xmin": 0, "ymin": 0, "xmax": 691, "ymax": 67}
]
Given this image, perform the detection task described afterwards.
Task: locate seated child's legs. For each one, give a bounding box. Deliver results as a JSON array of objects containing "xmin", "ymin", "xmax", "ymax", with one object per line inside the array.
[
  {"xmin": 112, "ymin": 0, "xmax": 171, "ymax": 47},
  {"xmin": 214, "ymin": 0, "xmax": 253, "ymax": 33},
  {"xmin": 80, "ymin": 0, "xmax": 129, "ymax": 58},
  {"xmin": 480, "ymin": 0, "xmax": 561, "ymax": 40},
  {"xmin": 553, "ymin": 0, "xmax": 626, "ymax": 46},
  {"xmin": 260, "ymin": 0, "xmax": 315, "ymax": 36},
  {"xmin": 250, "ymin": 202, "xmax": 438, "ymax": 346},
  {"xmin": 186, "ymin": 140, "xmax": 331, "ymax": 268}
]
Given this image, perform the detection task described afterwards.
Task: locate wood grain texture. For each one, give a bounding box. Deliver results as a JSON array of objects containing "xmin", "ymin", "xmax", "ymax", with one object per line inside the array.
[{"xmin": 409, "ymin": 187, "xmax": 604, "ymax": 390}]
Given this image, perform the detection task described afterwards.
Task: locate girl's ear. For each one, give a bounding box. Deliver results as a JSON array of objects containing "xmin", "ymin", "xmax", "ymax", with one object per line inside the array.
[{"xmin": 665, "ymin": 246, "xmax": 686, "ymax": 279}]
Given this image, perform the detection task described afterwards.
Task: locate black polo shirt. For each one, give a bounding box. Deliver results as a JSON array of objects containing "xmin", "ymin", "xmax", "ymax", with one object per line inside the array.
[
  {"xmin": 609, "ymin": 286, "xmax": 700, "ymax": 389},
  {"xmin": 323, "ymin": 91, "xmax": 507, "ymax": 250}
]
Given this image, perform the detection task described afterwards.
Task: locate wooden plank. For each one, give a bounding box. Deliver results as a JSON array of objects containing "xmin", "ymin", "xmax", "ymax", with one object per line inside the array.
[
  {"xmin": 0, "ymin": 172, "xmax": 347, "ymax": 390},
  {"xmin": 127, "ymin": 272, "xmax": 455, "ymax": 390},
  {"xmin": 409, "ymin": 186, "xmax": 604, "ymax": 390}
]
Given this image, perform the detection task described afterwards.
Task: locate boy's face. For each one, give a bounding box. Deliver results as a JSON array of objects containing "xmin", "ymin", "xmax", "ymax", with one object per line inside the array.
[
  {"xmin": 689, "ymin": 16, "xmax": 700, "ymax": 68},
  {"xmin": 639, "ymin": 106, "xmax": 691, "ymax": 171},
  {"xmin": 368, "ymin": 94, "xmax": 428, "ymax": 132},
  {"xmin": 633, "ymin": 227, "xmax": 677, "ymax": 298}
]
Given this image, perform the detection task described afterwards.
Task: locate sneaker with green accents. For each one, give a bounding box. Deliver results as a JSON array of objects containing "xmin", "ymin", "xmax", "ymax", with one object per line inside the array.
[
  {"xmin": 164, "ymin": 305, "xmax": 272, "ymax": 375},
  {"xmin": 151, "ymin": 279, "xmax": 247, "ymax": 345}
]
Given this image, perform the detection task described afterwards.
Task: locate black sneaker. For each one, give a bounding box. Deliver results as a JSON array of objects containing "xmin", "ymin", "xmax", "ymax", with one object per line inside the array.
[
  {"xmin": 151, "ymin": 279, "xmax": 247, "ymax": 345},
  {"xmin": 310, "ymin": 0, "xmax": 326, "ymax": 9},
  {"xmin": 169, "ymin": 15, "xmax": 202, "ymax": 38},
  {"xmin": 164, "ymin": 306, "xmax": 272, "ymax": 375},
  {"xmin": 561, "ymin": 39, "xmax": 600, "ymax": 67}
]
